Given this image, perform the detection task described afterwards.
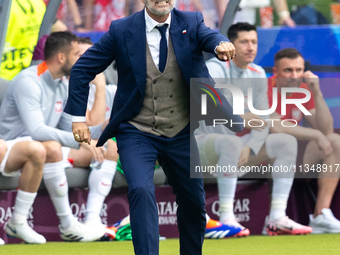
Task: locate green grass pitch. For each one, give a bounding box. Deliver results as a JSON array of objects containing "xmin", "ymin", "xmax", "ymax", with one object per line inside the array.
[{"xmin": 1, "ymin": 235, "xmax": 340, "ymax": 255}]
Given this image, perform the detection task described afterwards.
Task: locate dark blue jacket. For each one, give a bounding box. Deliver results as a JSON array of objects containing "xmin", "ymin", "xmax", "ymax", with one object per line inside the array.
[{"xmin": 64, "ymin": 8, "xmax": 243, "ymax": 146}]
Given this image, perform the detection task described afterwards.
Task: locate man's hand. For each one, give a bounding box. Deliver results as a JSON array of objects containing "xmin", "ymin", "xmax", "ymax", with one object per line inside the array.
[
  {"xmin": 241, "ymin": 112, "xmax": 268, "ymax": 131},
  {"xmin": 72, "ymin": 122, "xmax": 91, "ymax": 145},
  {"xmin": 216, "ymin": 42, "xmax": 236, "ymax": 61},
  {"xmin": 80, "ymin": 139, "xmax": 105, "ymax": 162},
  {"xmin": 238, "ymin": 146, "xmax": 251, "ymax": 167},
  {"xmin": 303, "ymin": 71, "xmax": 321, "ymax": 95}
]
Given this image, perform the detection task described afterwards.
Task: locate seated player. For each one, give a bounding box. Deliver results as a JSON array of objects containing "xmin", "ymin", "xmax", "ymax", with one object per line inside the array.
[
  {"xmin": 75, "ymin": 38, "xmax": 119, "ymax": 229},
  {"xmin": 269, "ymin": 48, "xmax": 340, "ymax": 233},
  {"xmin": 0, "ymin": 138, "xmax": 46, "ymax": 244},
  {"xmin": 0, "ymin": 31, "xmax": 105, "ymax": 242},
  {"xmin": 197, "ymin": 23, "xmax": 312, "ymax": 236}
]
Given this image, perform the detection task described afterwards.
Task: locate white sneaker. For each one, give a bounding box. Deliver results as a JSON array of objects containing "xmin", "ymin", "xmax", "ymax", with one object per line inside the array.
[
  {"xmin": 114, "ymin": 215, "xmax": 130, "ymax": 229},
  {"xmin": 223, "ymin": 217, "xmax": 250, "ymax": 237},
  {"xmin": 6, "ymin": 220, "xmax": 46, "ymax": 244},
  {"xmin": 309, "ymin": 208, "xmax": 340, "ymax": 234},
  {"xmin": 84, "ymin": 220, "xmax": 116, "ymax": 240},
  {"xmin": 262, "ymin": 215, "xmax": 313, "ymax": 236},
  {"xmin": 59, "ymin": 217, "xmax": 105, "ymax": 242},
  {"xmin": 0, "ymin": 238, "xmax": 4, "ymax": 245}
]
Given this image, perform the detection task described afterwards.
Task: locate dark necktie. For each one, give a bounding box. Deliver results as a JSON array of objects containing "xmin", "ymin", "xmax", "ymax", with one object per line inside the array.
[{"xmin": 156, "ymin": 24, "xmax": 168, "ymax": 73}]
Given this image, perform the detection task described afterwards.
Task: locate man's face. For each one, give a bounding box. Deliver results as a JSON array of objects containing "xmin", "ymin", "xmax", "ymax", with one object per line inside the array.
[
  {"xmin": 142, "ymin": 0, "xmax": 174, "ymax": 17},
  {"xmin": 61, "ymin": 41, "xmax": 80, "ymax": 76},
  {"xmin": 232, "ymin": 30, "xmax": 258, "ymax": 66},
  {"xmin": 273, "ymin": 56, "xmax": 305, "ymax": 88}
]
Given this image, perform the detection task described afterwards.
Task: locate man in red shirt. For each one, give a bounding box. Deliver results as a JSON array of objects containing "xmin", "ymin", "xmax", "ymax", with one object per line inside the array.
[{"xmin": 269, "ymin": 48, "xmax": 340, "ymax": 233}]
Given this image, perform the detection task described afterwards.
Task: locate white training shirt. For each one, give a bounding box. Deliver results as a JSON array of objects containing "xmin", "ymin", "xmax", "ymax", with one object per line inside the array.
[{"xmin": 195, "ymin": 58, "xmax": 269, "ymax": 155}]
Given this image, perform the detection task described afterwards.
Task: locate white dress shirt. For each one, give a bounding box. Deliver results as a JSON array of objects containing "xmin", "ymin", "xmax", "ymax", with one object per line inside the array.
[{"xmin": 144, "ymin": 8, "xmax": 171, "ymax": 69}]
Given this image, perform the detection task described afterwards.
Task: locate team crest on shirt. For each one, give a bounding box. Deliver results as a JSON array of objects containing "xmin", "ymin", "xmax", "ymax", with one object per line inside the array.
[
  {"xmin": 55, "ymin": 101, "xmax": 63, "ymax": 113},
  {"xmin": 292, "ymin": 108, "xmax": 303, "ymax": 122},
  {"xmin": 244, "ymin": 96, "xmax": 248, "ymax": 107}
]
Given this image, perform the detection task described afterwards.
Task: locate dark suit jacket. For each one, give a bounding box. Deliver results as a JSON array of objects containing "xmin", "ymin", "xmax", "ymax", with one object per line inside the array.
[{"xmin": 64, "ymin": 8, "xmax": 243, "ymax": 146}]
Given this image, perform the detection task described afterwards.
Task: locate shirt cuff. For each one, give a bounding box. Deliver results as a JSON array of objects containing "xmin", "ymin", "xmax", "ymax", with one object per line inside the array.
[{"xmin": 72, "ymin": 116, "xmax": 86, "ymax": 122}]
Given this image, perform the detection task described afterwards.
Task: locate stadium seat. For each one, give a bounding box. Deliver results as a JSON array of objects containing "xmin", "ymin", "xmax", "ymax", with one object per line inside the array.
[{"xmin": 0, "ymin": 166, "xmax": 167, "ymax": 191}]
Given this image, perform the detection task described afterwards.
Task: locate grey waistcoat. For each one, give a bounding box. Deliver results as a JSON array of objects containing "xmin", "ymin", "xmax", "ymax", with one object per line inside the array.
[{"xmin": 129, "ymin": 37, "xmax": 189, "ymax": 137}]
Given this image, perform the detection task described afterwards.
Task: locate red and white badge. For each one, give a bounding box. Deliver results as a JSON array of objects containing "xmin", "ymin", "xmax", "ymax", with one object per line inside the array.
[
  {"xmin": 292, "ymin": 108, "xmax": 303, "ymax": 122},
  {"xmin": 55, "ymin": 101, "xmax": 63, "ymax": 113}
]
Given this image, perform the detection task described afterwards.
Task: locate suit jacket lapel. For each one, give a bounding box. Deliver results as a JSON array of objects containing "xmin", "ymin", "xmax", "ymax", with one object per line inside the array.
[
  {"xmin": 170, "ymin": 9, "xmax": 192, "ymax": 85},
  {"xmin": 125, "ymin": 10, "xmax": 147, "ymax": 97}
]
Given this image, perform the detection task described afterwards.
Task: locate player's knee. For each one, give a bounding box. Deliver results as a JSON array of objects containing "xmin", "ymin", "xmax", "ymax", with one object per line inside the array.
[
  {"xmin": 27, "ymin": 141, "xmax": 46, "ymax": 166},
  {"xmin": 105, "ymin": 139, "xmax": 118, "ymax": 161},
  {"xmin": 267, "ymin": 133, "xmax": 297, "ymax": 159},
  {"xmin": 43, "ymin": 141, "xmax": 62, "ymax": 162}
]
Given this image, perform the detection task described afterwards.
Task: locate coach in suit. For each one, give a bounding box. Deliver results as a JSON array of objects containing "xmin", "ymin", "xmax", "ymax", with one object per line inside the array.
[{"xmin": 64, "ymin": 0, "xmax": 242, "ymax": 254}]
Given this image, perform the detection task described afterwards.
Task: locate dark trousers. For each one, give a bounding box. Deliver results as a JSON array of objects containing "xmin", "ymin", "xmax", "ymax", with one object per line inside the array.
[{"xmin": 116, "ymin": 122, "xmax": 206, "ymax": 255}]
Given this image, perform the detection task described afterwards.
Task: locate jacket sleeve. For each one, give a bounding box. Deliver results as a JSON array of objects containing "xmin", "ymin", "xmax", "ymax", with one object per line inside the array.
[{"xmin": 195, "ymin": 12, "xmax": 229, "ymax": 54}]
